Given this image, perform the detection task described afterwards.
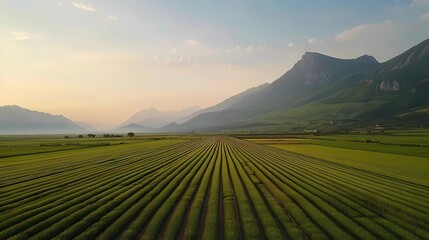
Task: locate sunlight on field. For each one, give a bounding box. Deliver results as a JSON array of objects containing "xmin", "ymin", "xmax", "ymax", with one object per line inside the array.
[
  {"xmin": 0, "ymin": 135, "xmax": 428, "ymax": 239},
  {"xmin": 269, "ymin": 144, "xmax": 429, "ymax": 185}
]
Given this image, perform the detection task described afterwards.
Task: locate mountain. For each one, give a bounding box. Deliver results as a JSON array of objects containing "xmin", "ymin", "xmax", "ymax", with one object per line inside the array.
[
  {"xmin": 245, "ymin": 39, "xmax": 429, "ymax": 130},
  {"xmin": 177, "ymin": 38, "xmax": 429, "ymax": 131},
  {"xmin": 116, "ymin": 123, "xmax": 153, "ymax": 133},
  {"xmin": 75, "ymin": 121, "xmax": 97, "ymax": 131},
  {"xmin": 0, "ymin": 105, "xmax": 83, "ymax": 134},
  {"xmin": 177, "ymin": 51, "xmax": 379, "ymax": 131},
  {"xmin": 121, "ymin": 106, "xmax": 201, "ymax": 128},
  {"xmin": 161, "ymin": 122, "xmax": 180, "ymax": 132},
  {"xmin": 175, "ymin": 83, "xmax": 269, "ymax": 124}
]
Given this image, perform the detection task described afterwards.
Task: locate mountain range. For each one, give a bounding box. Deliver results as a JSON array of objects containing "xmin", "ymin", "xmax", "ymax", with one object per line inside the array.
[
  {"xmin": 2, "ymin": 38, "xmax": 428, "ymax": 134},
  {"xmin": 116, "ymin": 106, "xmax": 202, "ymax": 133},
  {"xmin": 0, "ymin": 105, "xmax": 84, "ymax": 134},
  {"xmin": 168, "ymin": 38, "xmax": 429, "ymax": 132}
]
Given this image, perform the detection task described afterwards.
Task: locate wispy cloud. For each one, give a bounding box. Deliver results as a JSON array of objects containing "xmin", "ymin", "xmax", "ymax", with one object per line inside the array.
[
  {"xmin": 308, "ymin": 37, "xmax": 318, "ymax": 44},
  {"xmin": 11, "ymin": 32, "xmax": 30, "ymax": 41},
  {"xmin": 108, "ymin": 14, "xmax": 117, "ymax": 21},
  {"xmin": 288, "ymin": 43, "xmax": 295, "ymax": 48},
  {"xmin": 72, "ymin": 2, "xmax": 98, "ymax": 12},
  {"xmin": 185, "ymin": 39, "xmax": 200, "ymax": 46},
  {"xmin": 246, "ymin": 44, "xmax": 266, "ymax": 52},
  {"xmin": 157, "ymin": 55, "xmax": 193, "ymax": 65},
  {"xmin": 225, "ymin": 46, "xmax": 240, "ymax": 53},
  {"xmin": 420, "ymin": 12, "xmax": 429, "ymax": 20},
  {"xmin": 335, "ymin": 20, "xmax": 391, "ymax": 42}
]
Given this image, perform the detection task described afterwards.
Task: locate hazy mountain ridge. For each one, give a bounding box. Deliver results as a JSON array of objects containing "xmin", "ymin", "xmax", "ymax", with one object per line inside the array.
[
  {"xmin": 0, "ymin": 105, "xmax": 83, "ymax": 134},
  {"xmin": 175, "ymin": 83, "xmax": 269, "ymax": 124},
  {"xmin": 3, "ymin": 39, "xmax": 428, "ymax": 134},
  {"xmin": 121, "ymin": 106, "xmax": 201, "ymax": 129}
]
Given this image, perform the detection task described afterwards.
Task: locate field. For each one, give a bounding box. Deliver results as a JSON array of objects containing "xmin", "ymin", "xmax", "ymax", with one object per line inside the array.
[{"xmin": 0, "ymin": 134, "xmax": 428, "ymax": 239}]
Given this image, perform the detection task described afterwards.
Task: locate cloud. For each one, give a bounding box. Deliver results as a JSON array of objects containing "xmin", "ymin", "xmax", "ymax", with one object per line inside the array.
[
  {"xmin": 171, "ymin": 48, "xmax": 177, "ymax": 54},
  {"xmin": 72, "ymin": 2, "xmax": 98, "ymax": 12},
  {"xmin": 420, "ymin": 12, "xmax": 429, "ymax": 20},
  {"xmin": 308, "ymin": 37, "xmax": 318, "ymax": 44},
  {"xmin": 246, "ymin": 44, "xmax": 266, "ymax": 52},
  {"xmin": 288, "ymin": 43, "xmax": 295, "ymax": 48},
  {"xmin": 11, "ymin": 32, "xmax": 30, "ymax": 41},
  {"xmin": 156, "ymin": 55, "xmax": 192, "ymax": 66},
  {"xmin": 335, "ymin": 20, "xmax": 391, "ymax": 42},
  {"xmin": 185, "ymin": 39, "xmax": 199, "ymax": 46},
  {"xmin": 225, "ymin": 46, "xmax": 240, "ymax": 53},
  {"xmin": 108, "ymin": 14, "xmax": 117, "ymax": 21}
]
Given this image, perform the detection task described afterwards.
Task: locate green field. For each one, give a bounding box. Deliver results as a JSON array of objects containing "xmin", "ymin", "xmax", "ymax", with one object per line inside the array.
[{"xmin": 0, "ymin": 135, "xmax": 428, "ymax": 239}]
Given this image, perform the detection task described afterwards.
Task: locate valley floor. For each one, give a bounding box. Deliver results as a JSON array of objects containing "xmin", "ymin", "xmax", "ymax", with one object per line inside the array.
[{"xmin": 0, "ymin": 134, "xmax": 428, "ymax": 239}]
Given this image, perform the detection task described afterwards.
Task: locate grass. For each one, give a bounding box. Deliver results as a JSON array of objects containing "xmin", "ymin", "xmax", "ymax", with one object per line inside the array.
[
  {"xmin": 269, "ymin": 144, "xmax": 429, "ymax": 185},
  {"xmin": 246, "ymin": 130, "xmax": 429, "ymax": 158},
  {"xmin": 0, "ymin": 134, "xmax": 427, "ymax": 239}
]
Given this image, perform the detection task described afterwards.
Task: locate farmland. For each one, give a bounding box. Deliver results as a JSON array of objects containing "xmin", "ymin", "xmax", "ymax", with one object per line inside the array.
[{"xmin": 0, "ymin": 135, "xmax": 428, "ymax": 239}]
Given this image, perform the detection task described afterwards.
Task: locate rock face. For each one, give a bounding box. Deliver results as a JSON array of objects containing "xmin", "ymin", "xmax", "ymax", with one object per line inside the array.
[
  {"xmin": 390, "ymin": 44, "xmax": 429, "ymax": 71},
  {"xmin": 371, "ymin": 39, "xmax": 429, "ymax": 96},
  {"xmin": 292, "ymin": 52, "xmax": 379, "ymax": 86},
  {"xmin": 297, "ymin": 52, "xmax": 333, "ymax": 85},
  {"xmin": 379, "ymin": 80, "xmax": 400, "ymax": 92}
]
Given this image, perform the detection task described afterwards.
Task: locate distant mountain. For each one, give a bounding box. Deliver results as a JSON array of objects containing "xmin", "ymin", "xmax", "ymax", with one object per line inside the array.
[
  {"xmin": 0, "ymin": 105, "xmax": 83, "ymax": 134},
  {"xmin": 175, "ymin": 38, "xmax": 429, "ymax": 131},
  {"xmin": 75, "ymin": 121, "xmax": 97, "ymax": 131},
  {"xmin": 116, "ymin": 123, "xmax": 153, "ymax": 133},
  {"xmin": 175, "ymin": 83, "xmax": 269, "ymax": 124},
  {"xmin": 121, "ymin": 106, "xmax": 201, "ymax": 128},
  {"xmin": 160, "ymin": 122, "xmax": 180, "ymax": 132}
]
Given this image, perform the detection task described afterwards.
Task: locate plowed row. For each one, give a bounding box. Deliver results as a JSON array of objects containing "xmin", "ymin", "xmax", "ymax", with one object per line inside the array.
[{"xmin": 0, "ymin": 136, "xmax": 428, "ymax": 239}]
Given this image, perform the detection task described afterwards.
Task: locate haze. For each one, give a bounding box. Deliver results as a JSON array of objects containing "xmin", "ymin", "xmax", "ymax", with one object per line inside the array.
[{"xmin": 1, "ymin": 0, "xmax": 428, "ymax": 129}]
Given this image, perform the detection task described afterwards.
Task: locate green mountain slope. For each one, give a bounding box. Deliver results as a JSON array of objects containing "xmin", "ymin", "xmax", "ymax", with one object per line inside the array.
[
  {"xmin": 177, "ymin": 38, "xmax": 429, "ymax": 132},
  {"xmin": 246, "ymin": 39, "xmax": 429, "ymax": 130},
  {"xmin": 178, "ymin": 51, "xmax": 380, "ymax": 131}
]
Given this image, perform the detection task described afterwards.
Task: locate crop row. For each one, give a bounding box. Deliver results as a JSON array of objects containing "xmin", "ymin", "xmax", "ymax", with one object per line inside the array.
[{"xmin": 0, "ymin": 136, "xmax": 427, "ymax": 239}]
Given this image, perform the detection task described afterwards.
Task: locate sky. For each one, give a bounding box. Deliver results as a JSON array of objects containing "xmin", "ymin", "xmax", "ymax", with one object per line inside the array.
[{"xmin": 0, "ymin": 0, "xmax": 428, "ymax": 129}]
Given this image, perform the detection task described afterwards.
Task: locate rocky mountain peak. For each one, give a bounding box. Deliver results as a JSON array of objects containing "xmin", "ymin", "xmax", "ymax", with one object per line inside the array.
[
  {"xmin": 289, "ymin": 52, "xmax": 379, "ymax": 86},
  {"xmin": 356, "ymin": 55, "xmax": 379, "ymax": 64}
]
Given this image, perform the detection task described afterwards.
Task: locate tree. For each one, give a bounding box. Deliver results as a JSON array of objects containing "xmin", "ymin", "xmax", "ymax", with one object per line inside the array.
[
  {"xmin": 78, "ymin": 135, "xmax": 83, "ymax": 138},
  {"xmin": 127, "ymin": 132, "xmax": 135, "ymax": 137}
]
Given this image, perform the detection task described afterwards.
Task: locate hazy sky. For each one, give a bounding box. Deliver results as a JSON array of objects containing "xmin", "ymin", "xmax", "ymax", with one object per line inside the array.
[{"xmin": 1, "ymin": 0, "xmax": 428, "ymax": 128}]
